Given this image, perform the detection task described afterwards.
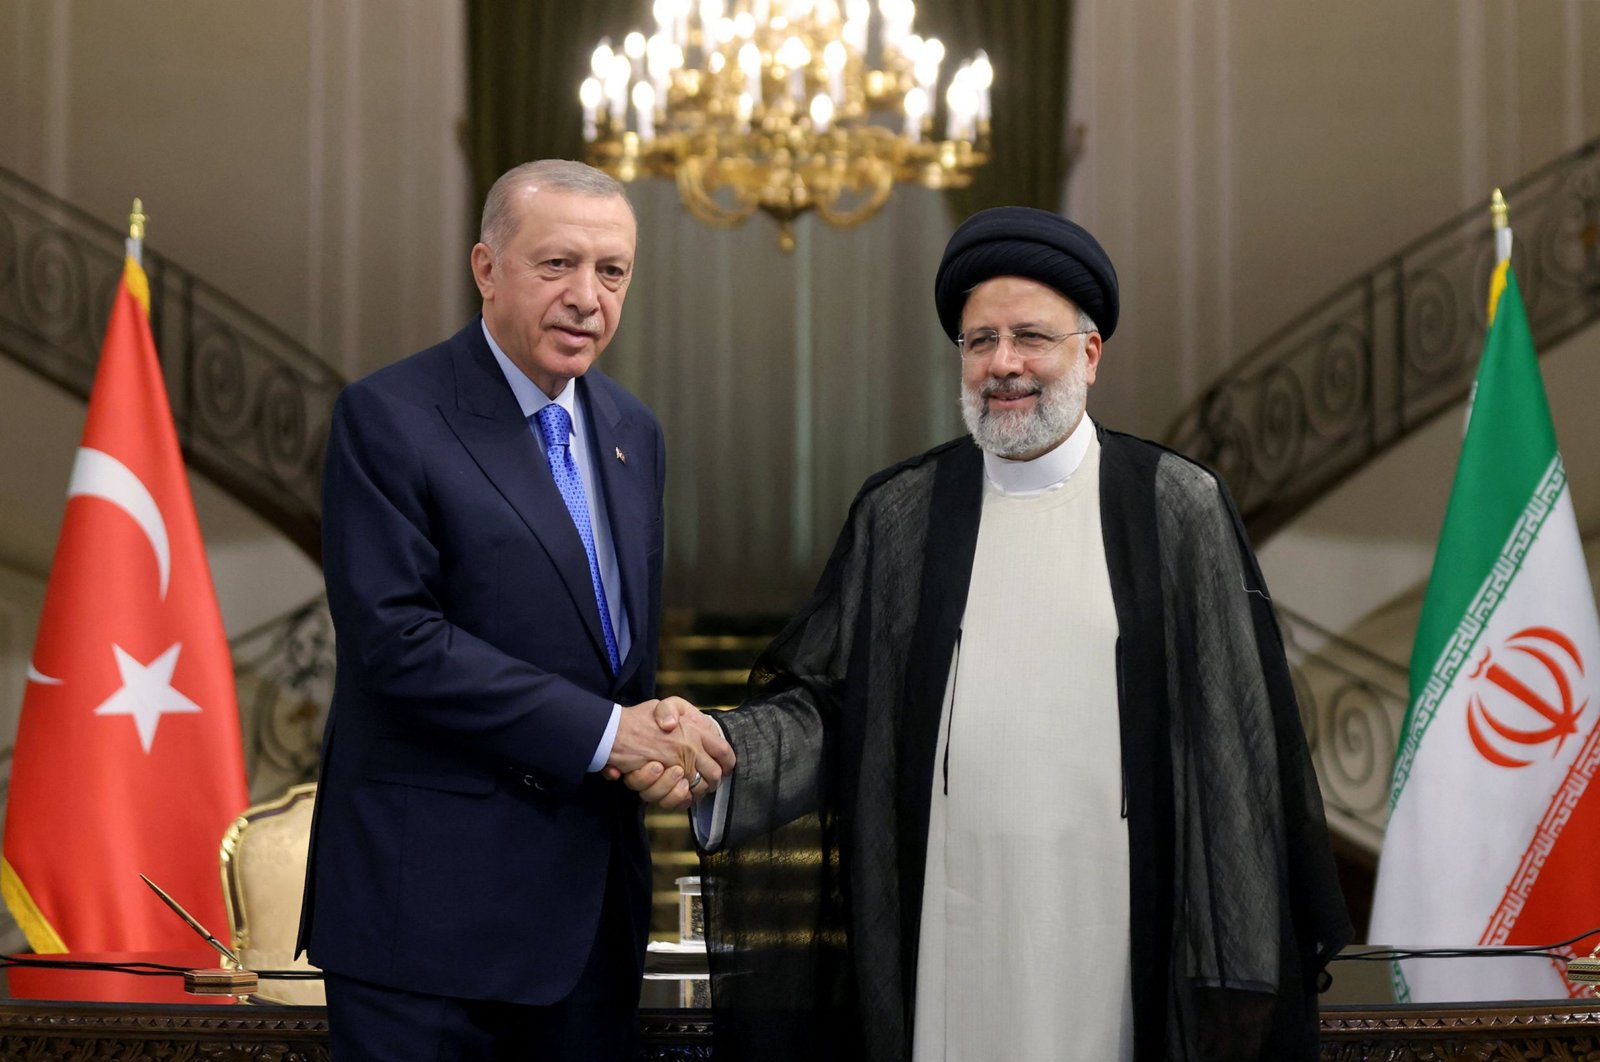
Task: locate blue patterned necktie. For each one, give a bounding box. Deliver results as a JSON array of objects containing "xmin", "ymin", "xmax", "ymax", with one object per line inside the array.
[{"xmin": 534, "ymin": 403, "xmax": 621, "ymax": 673}]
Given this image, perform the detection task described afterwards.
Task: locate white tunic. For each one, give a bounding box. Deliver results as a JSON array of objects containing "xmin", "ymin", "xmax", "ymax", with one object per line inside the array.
[{"xmin": 912, "ymin": 430, "xmax": 1134, "ymax": 1061}]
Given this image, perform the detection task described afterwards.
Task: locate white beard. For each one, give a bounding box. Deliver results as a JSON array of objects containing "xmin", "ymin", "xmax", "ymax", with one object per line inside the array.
[{"xmin": 959, "ymin": 353, "xmax": 1089, "ymax": 459}]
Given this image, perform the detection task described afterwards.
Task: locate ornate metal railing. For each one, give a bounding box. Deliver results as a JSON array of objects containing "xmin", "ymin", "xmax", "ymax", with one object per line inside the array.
[
  {"xmin": 0, "ymin": 166, "xmax": 343, "ymax": 560},
  {"xmin": 1278, "ymin": 604, "xmax": 1408, "ymax": 857},
  {"xmin": 1165, "ymin": 139, "xmax": 1600, "ymax": 540},
  {"xmin": 228, "ymin": 595, "xmax": 335, "ymax": 801}
]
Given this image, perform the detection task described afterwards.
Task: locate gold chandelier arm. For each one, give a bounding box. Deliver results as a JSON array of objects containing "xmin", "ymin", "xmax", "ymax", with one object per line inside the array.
[
  {"xmin": 812, "ymin": 158, "xmax": 896, "ymax": 230},
  {"xmin": 676, "ymin": 157, "xmax": 762, "ymax": 229}
]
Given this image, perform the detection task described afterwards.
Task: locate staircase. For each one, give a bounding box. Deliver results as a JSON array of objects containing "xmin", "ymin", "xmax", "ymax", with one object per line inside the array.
[
  {"xmin": 1163, "ymin": 137, "xmax": 1600, "ymax": 542},
  {"xmin": 229, "ymin": 596, "xmax": 336, "ymax": 802},
  {"xmin": 0, "ymin": 166, "xmax": 342, "ymax": 561}
]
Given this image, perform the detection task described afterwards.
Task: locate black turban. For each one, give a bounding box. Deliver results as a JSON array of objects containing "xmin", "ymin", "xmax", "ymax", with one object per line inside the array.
[{"xmin": 933, "ymin": 206, "xmax": 1119, "ymax": 342}]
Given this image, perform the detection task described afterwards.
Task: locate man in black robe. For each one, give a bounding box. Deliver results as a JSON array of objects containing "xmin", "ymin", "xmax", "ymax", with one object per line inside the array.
[{"xmin": 632, "ymin": 207, "xmax": 1352, "ymax": 1060}]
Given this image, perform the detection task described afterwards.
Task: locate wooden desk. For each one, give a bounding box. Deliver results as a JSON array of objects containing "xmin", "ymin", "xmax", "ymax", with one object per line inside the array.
[
  {"xmin": 0, "ymin": 1002, "xmax": 721, "ymax": 1061},
  {"xmin": 3, "ymin": 952, "xmax": 1597, "ymax": 1059},
  {"xmin": 1320, "ymin": 1000, "xmax": 1600, "ymax": 1058},
  {"xmin": 0, "ymin": 950, "xmax": 319, "ymax": 1060},
  {"xmin": 0, "ymin": 951, "xmax": 714, "ymax": 1061},
  {"xmin": 3, "ymin": 1000, "xmax": 1599, "ymax": 1061}
]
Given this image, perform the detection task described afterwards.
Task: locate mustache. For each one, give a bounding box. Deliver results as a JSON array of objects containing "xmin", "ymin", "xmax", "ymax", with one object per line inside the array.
[
  {"xmin": 980, "ymin": 376, "xmax": 1042, "ymax": 401},
  {"xmin": 552, "ymin": 315, "xmax": 601, "ymax": 335}
]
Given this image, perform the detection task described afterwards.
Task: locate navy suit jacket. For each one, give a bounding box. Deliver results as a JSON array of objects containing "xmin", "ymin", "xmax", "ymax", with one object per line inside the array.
[{"xmin": 297, "ymin": 319, "xmax": 665, "ymax": 1005}]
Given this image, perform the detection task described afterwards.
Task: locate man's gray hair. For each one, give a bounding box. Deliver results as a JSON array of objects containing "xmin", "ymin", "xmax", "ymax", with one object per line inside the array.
[
  {"xmin": 1078, "ymin": 308, "xmax": 1099, "ymax": 335},
  {"xmin": 478, "ymin": 160, "xmax": 633, "ymax": 252}
]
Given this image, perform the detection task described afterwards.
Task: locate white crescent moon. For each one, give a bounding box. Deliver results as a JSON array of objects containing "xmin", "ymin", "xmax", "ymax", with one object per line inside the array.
[{"xmin": 66, "ymin": 447, "xmax": 170, "ymax": 600}]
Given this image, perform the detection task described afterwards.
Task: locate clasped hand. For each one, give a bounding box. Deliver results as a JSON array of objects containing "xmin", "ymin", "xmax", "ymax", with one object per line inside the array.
[{"xmin": 604, "ymin": 697, "xmax": 735, "ymax": 810}]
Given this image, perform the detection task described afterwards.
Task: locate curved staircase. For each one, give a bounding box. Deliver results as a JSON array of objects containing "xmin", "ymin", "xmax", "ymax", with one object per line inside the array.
[
  {"xmin": 1163, "ymin": 138, "xmax": 1600, "ymax": 541},
  {"xmin": 0, "ymin": 167, "xmax": 343, "ymax": 561}
]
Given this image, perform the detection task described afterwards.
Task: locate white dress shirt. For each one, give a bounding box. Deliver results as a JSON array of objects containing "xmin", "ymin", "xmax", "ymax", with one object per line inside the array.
[{"xmin": 484, "ymin": 321, "xmax": 626, "ymax": 771}]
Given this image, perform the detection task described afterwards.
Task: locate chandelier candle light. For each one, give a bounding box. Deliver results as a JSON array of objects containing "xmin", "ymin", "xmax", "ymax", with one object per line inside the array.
[{"xmin": 580, "ymin": 0, "xmax": 991, "ymax": 251}]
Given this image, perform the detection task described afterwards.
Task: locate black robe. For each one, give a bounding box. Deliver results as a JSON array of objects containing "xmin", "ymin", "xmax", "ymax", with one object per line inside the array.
[{"xmin": 703, "ymin": 426, "xmax": 1352, "ymax": 1061}]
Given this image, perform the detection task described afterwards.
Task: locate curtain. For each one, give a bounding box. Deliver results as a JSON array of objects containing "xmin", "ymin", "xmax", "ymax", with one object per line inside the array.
[
  {"xmin": 464, "ymin": 0, "xmax": 646, "ymax": 206},
  {"xmin": 919, "ymin": 0, "xmax": 1076, "ymax": 217}
]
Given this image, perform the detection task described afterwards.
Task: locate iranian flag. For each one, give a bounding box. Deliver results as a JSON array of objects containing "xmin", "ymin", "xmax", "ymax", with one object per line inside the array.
[{"xmin": 1369, "ymin": 254, "xmax": 1600, "ymax": 1001}]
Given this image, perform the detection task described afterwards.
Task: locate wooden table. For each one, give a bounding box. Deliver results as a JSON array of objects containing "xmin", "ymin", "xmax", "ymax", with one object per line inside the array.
[
  {"xmin": 3, "ymin": 951, "xmax": 1597, "ymax": 1059},
  {"xmin": 0, "ymin": 951, "xmax": 713, "ymax": 1061}
]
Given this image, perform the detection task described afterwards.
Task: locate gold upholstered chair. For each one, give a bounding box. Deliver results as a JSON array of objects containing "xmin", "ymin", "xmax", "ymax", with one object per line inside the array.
[{"xmin": 219, "ymin": 782, "xmax": 318, "ymax": 955}]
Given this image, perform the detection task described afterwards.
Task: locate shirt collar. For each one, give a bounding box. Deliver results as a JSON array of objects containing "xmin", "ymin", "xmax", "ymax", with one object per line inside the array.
[
  {"xmin": 482, "ymin": 318, "xmax": 577, "ymax": 431},
  {"xmin": 980, "ymin": 413, "xmax": 1095, "ymax": 496}
]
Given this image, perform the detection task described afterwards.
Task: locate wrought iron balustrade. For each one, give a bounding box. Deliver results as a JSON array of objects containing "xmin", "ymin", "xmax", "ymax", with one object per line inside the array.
[
  {"xmin": 1165, "ymin": 139, "xmax": 1600, "ymax": 540},
  {"xmin": 229, "ymin": 594, "xmax": 335, "ymax": 801},
  {"xmin": 1277, "ymin": 604, "xmax": 1409, "ymax": 857},
  {"xmin": 0, "ymin": 166, "xmax": 344, "ymax": 560}
]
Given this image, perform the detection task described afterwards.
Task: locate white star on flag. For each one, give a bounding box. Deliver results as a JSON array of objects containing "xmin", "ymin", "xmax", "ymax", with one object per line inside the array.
[{"xmin": 93, "ymin": 643, "xmax": 203, "ymax": 753}]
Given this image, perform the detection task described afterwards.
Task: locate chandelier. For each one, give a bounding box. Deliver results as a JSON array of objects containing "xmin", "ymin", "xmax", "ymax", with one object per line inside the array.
[{"xmin": 579, "ymin": 0, "xmax": 992, "ymax": 251}]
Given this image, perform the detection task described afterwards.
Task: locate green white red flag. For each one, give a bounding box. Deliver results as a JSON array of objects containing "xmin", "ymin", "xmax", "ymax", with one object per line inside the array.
[
  {"xmin": 1, "ymin": 251, "xmax": 248, "ymax": 952},
  {"xmin": 1370, "ymin": 253, "xmax": 1600, "ymax": 1000}
]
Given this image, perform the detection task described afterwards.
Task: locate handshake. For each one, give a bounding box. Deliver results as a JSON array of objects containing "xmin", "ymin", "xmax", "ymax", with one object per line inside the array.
[{"xmin": 602, "ymin": 697, "xmax": 736, "ymax": 811}]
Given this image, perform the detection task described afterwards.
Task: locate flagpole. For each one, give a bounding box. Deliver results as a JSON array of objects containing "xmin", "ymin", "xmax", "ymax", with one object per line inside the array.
[
  {"xmin": 1485, "ymin": 190, "xmax": 1514, "ymax": 329},
  {"xmin": 1491, "ymin": 187, "xmax": 1512, "ymax": 265},
  {"xmin": 127, "ymin": 197, "xmax": 146, "ymax": 266}
]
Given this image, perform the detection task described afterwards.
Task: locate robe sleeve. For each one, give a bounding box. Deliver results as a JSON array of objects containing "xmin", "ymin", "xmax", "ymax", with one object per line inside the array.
[
  {"xmin": 700, "ymin": 469, "xmax": 908, "ymax": 1060},
  {"xmin": 710, "ymin": 480, "xmax": 871, "ymax": 846},
  {"xmin": 1153, "ymin": 452, "xmax": 1353, "ymax": 1060}
]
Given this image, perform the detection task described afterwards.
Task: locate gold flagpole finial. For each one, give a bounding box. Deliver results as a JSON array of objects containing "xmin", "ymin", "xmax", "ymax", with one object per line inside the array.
[
  {"xmin": 1487, "ymin": 188, "xmax": 1514, "ymax": 318},
  {"xmin": 1490, "ymin": 188, "xmax": 1508, "ymax": 232},
  {"xmin": 124, "ymin": 198, "xmax": 151, "ymax": 306}
]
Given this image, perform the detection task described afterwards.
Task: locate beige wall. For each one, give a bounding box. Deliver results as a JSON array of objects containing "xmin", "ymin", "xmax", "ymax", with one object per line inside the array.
[
  {"xmin": 1069, "ymin": 0, "xmax": 1600, "ymax": 438},
  {"xmin": 0, "ymin": 0, "xmax": 470, "ymax": 632},
  {"xmin": 1061, "ymin": 0, "xmax": 1600, "ymax": 672},
  {"xmin": 0, "ymin": 0, "xmax": 474, "ymax": 381}
]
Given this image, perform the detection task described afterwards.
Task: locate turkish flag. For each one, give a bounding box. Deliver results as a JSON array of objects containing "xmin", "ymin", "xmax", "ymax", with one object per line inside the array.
[{"xmin": 1, "ymin": 255, "xmax": 248, "ymax": 952}]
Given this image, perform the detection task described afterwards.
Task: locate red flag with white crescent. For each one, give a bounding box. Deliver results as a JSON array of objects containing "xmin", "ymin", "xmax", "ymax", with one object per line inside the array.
[{"xmin": 2, "ymin": 255, "xmax": 248, "ymax": 952}]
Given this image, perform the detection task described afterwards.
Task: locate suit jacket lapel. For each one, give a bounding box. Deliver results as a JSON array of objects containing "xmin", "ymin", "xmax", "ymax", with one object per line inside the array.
[
  {"xmin": 438, "ymin": 325, "xmax": 611, "ymax": 666},
  {"xmin": 581, "ymin": 373, "xmax": 651, "ymax": 690}
]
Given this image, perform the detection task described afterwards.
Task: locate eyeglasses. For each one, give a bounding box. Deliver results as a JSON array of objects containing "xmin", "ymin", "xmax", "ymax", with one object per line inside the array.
[{"xmin": 955, "ymin": 328, "xmax": 1092, "ymax": 361}]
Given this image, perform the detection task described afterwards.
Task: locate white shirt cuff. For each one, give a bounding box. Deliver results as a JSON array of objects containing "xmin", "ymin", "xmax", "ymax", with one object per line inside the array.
[
  {"xmin": 692, "ymin": 769, "xmax": 731, "ymax": 850},
  {"xmin": 587, "ymin": 703, "xmax": 623, "ymax": 773}
]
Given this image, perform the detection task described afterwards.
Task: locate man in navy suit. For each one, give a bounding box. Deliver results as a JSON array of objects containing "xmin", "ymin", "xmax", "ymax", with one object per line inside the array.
[{"xmin": 299, "ymin": 159, "xmax": 733, "ymax": 1059}]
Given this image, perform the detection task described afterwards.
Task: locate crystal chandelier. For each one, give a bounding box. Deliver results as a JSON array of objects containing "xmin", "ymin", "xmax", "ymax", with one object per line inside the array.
[{"xmin": 580, "ymin": 0, "xmax": 992, "ymax": 251}]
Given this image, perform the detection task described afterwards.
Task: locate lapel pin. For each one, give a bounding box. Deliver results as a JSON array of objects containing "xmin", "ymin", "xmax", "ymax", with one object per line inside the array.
[{"xmin": 615, "ymin": 447, "xmax": 626, "ymax": 464}]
